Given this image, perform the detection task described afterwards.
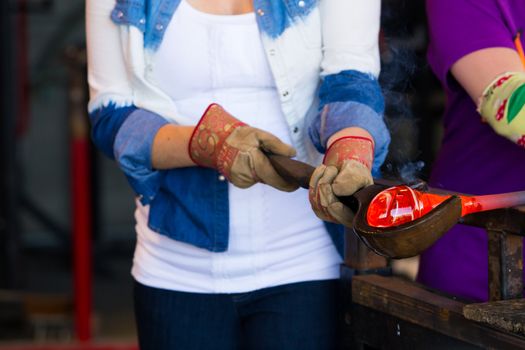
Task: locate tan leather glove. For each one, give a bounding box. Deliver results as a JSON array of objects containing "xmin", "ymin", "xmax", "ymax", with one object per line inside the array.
[
  {"xmin": 309, "ymin": 136, "xmax": 374, "ymax": 226},
  {"xmin": 189, "ymin": 104, "xmax": 298, "ymax": 191}
]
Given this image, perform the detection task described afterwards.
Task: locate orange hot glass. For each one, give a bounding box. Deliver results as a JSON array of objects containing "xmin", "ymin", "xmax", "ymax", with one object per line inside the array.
[{"xmin": 366, "ymin": 185, "xmax": 525, "ymax": 228}]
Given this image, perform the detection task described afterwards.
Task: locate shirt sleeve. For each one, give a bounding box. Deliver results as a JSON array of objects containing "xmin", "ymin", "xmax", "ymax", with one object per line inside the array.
[
  {"xmin": 319, "ymin": 0, "xmax": 381, "ymax": 77},
  {"xmin": 86, "ymin": 0, "xmax": 135, "ymax": 111},
  {"xmin": 308, "ymin": 72, "xmax": 390, "ymax": 174},
  {"xmin": 86, "ymin": 0, "xmax": 168, "ymax": 204},
  {"xmin": 309, "ymin": 0, "xmax": 390, "ymax": 174},
  {"xmin": 426, "ymin": 0, "xmax": 515, "ymax": 89}
]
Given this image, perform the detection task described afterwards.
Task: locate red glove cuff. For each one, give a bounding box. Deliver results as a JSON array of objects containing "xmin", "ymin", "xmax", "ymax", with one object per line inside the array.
[
  {"xmin": 188, "ymin": 104, "xmax": 246, "ymax": 168},
  {"xmin": 323, "ymin": 136, "xmax": 374, "ymax": 170}
]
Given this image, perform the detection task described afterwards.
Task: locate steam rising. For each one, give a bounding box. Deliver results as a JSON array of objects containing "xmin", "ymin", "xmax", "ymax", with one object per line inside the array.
[{"xmin": 379, "ymin": 1, "xmax": 427, "ymax": 183}]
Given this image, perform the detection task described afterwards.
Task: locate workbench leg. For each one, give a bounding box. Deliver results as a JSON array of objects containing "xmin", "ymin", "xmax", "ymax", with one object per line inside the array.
[
  {"xmin": 342, "ymin": 227, "xmax": 391, "ymax": 349},
  {"xmin": 488, "ymin": 230, "xmax": 523, "ymax": 301},
  {"xmin": 345, "ymin": 227, "xmax": 388, "ymax": 271}
]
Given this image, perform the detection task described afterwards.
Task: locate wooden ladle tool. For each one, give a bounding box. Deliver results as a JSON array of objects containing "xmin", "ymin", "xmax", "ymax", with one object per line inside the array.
[{"xmin": 267, "ymin": 154, "xmax": 464, "ymax": 259}]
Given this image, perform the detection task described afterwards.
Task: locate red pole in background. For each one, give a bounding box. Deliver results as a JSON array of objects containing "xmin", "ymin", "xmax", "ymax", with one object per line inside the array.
[
  {"xmin": 17, "ymin": 0, "xmax": 93, "ymax": 340},
  {"xmin": 71, "ymin": 134, "xmax": 92, "ymax": 342},
  {"xmin": 66, "ymin": 47, "xmax": 92, "ymax": 342}
]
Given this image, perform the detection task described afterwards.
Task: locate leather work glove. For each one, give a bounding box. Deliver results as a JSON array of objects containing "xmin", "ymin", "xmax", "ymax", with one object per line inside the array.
[
  {"xmin": 189, "ymin": 104, "xmax": 298, "ymax": 191},
  {"xmin": 309, "ymin": 136, "xmax": 374, "ymax": 227}
]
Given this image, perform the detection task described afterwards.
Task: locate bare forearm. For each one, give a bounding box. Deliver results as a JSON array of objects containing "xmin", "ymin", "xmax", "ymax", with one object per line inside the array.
[
  {"xmin": 451, "ymin": 47, "xmax": 524, "ymax": 102},
  {"xmin": 153, "ymin": 125, "xmax": 373, "ymax": 170},
  {"xmin": 151, "ymin": 125, "xmax": 196, "ymax": 169}
]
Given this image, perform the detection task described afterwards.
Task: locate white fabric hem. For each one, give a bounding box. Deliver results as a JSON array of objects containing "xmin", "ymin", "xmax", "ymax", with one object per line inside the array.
[{"xmin": 87, "ymin": 93, "xmax": 134, "ymax": 113}]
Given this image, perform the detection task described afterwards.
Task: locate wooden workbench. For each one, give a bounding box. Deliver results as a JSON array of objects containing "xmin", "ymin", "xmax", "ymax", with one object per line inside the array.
[{"xmin": 343, "ymin": 208, "xmax": 525, "ymax": 349}]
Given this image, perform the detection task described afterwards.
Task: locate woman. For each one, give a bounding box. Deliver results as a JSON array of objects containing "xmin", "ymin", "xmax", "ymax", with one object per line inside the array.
[
  {"xmin": 418, "ymin": 0, "xmax": 525, "ymax": 302},
  {"xmin": 86, "ymin": 0, "xmax": 390, "ymax": 348}
]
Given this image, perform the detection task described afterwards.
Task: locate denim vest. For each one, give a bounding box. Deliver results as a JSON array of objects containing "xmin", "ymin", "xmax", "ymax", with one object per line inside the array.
[{"xmin": 86, "ymin": 0, "xmax": 389, "ymax": 254}]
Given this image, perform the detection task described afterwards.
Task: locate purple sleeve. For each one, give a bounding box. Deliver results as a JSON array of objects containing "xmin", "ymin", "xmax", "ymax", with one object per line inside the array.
[{"xmin": 426, "ymin": 0, "xmax": 515, "ymax": 87}]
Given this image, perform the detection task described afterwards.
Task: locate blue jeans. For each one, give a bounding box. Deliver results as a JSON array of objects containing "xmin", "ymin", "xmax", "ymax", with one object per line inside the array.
[{"xmin": 134, "ymin": 279, "xmax": 342, "ymax": 349}]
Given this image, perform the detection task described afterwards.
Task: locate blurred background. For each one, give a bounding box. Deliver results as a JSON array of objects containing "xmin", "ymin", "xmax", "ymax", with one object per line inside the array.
[{"xmin": 0, "ymin": 0, "xmax": 444, "ymax": 348}]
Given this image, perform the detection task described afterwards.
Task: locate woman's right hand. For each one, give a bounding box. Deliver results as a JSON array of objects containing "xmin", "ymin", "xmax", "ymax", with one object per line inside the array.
[
  {"xmin": 189, "ymin": 104, "xmax": 299, "ymax": 192},
  {"xmin": 309, "ymin": 135, "xmax": 374, "ymax": 227}
]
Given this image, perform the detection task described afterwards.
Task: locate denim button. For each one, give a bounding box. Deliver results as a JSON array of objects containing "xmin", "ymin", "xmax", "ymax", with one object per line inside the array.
[
  {"xmin": 139, "ymin": 18, "xmax": 146, "ymax": 25},
  {"xmin": 298, "ymin": 1, "xmax": 305, "ymax": 8},
  {"xmin": 156, "ymin": 23, "xmax": 164, "ymax": 31},
  {"xmin": 218, "ymin": 175, "xmax": 226, "ymax": 181},
  {"xmin": 116, "ymin": 11, "xmax": 124, "ymax": 19},
  {"xmin": 257, "ymin": 9, "xmax": 265, "ymax": 16}
]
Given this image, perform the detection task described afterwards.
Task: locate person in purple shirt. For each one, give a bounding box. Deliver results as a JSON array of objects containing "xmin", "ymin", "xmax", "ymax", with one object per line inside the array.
[{"xmin": 417, "ymin": 0, "xmax": 525, "ymax": 302}]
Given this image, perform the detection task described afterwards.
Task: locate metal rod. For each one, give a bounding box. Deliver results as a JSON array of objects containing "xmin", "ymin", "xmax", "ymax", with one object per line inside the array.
[{"xmin": 463, "ymin": 190, "xmax": 525, "ymax": 215}]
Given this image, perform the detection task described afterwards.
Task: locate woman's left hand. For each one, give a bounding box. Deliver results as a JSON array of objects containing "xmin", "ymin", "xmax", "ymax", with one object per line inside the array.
[{"xmin": 309, "ymin": 136, "xmax": 374, "ymax": 227}]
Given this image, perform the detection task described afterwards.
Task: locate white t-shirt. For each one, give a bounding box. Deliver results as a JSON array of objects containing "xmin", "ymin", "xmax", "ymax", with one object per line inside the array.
[{"xmin": 131, "ymin": 0, "xmax": 341, "ymax": 293}]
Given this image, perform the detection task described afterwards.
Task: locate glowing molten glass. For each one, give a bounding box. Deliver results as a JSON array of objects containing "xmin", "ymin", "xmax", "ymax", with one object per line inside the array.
[{"xmin": 366, "ymin": 185, "xmax": 525, "ymax": 228}]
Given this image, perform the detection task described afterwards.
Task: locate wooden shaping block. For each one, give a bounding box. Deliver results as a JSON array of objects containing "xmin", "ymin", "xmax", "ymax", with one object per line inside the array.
[{"xmin": 464, "ymin": 299, "xmax": 525, "ymax": 335}]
